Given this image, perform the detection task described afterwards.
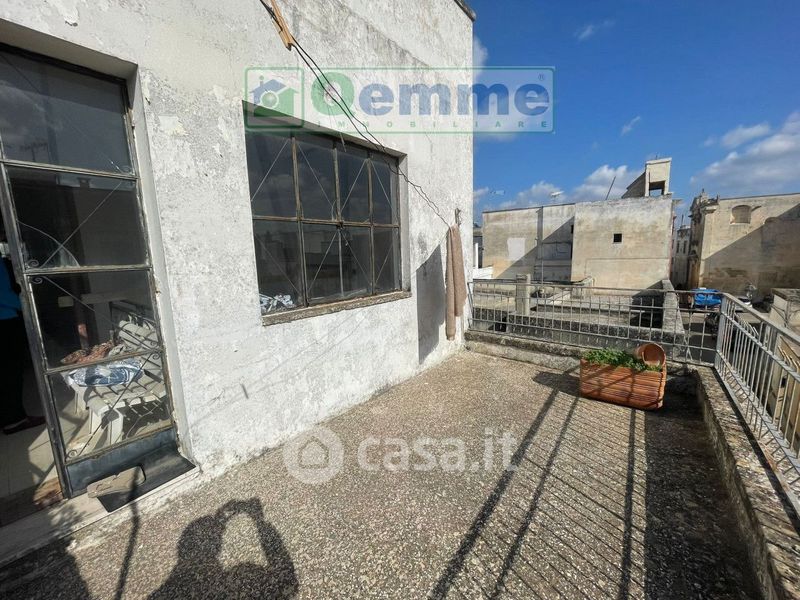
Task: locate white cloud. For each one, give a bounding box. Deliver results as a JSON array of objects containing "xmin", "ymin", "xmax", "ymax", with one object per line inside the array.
[
  {"xmin": 691, "ymin": 111, "xmax": 800, "ymax": 195},
  {"xmin": 500, "ymin": 181, "xmax": 564, "ymax": 209},
  {"xmin": 571, "ymin": 164, "xmax": 630, "ymax": 201},
  {"xmin": 575, "ymin": 19, "xmax": 615, "ymax": 41},
  {"xmin": 472, "ymin": 36, "xmax": 488, "ymax": 70},
  {"xmin": 620, "ymin": 115, "xmax": 641, "ymax": 136},
  {"xmin": 719, "ymin": 122, "xmax": 771, "ymax": 149},
  {"xmin": 703, "ymin": 136, "xmax": 717, "ymax": 147},
  {"xmin": 494, "ymin": 164, "xmax": 630, "ymax": 211},
  {"xmin": 473, "ymin": 187, "xmax": 490, "ymax": 200}
]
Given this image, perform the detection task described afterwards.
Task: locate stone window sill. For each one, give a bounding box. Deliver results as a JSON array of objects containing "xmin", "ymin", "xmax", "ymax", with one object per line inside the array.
[{"xmin": 261, "ymin": 290, "xmax": 411, "ymax": 326}]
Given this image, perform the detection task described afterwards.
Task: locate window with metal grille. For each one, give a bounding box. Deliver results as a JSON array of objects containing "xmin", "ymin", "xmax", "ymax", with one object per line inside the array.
[{"xmin": 244, "ymin": 124, "xmax": 401, "ymax": 313}]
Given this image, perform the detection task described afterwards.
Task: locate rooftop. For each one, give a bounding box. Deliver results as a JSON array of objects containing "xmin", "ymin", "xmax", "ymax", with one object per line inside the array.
[{"xmin": 1, "ymin": 352, "xmax": 763, "ymax": 598}]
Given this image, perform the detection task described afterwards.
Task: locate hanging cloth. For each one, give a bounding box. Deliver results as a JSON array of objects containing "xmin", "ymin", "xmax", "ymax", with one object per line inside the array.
[{"xmin": 445, "ymin": 224, "xmax": 467, "ymax": 340}]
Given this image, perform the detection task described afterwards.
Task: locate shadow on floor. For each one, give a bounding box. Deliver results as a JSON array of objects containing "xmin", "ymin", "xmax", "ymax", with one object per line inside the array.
[
  {"xmin": 429, "ymin": 372, "xmax": 761, "ymax": 599},
  {"xmin": 148, "ymin": 498, "xmax": 298, "ymax": 599}
]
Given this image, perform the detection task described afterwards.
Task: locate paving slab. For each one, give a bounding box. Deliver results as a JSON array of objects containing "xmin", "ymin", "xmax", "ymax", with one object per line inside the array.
[{"xmin": 1, "ymin": 351, "xmax": 760, "ymax": 599}]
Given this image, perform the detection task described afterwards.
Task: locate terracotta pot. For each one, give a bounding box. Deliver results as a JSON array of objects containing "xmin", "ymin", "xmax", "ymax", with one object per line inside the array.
[{"xmin": 579, "ymin": 359, "xmax": 666, "ymax": 410}]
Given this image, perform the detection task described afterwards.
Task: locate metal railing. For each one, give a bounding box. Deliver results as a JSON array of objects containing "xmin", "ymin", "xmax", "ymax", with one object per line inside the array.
[
  {"xmin": 468, "ymin": 278, "xmax": 800, "ymax": 503},
  {"xmin": 715, "ymin": 295, "xmax": 800, "ymax": 505},
  {"xmin": 469, "ymin": 279, "xmax": 718, "ymax": 365}
]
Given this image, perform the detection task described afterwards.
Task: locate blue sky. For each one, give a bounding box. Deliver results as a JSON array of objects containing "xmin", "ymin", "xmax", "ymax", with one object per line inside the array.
[{"xmin": 470, "ymin": 1, "xmax": 800, "ymax": 223}]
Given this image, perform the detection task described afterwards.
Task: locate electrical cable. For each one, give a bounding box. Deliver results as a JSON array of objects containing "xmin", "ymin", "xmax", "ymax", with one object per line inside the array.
[{"xmin": 256, "ymin": 2, "xmax": 452, "ymax": 228}]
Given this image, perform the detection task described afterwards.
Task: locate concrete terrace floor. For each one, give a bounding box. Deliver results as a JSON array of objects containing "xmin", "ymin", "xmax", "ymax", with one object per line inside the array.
[{"xmin": 3, "ymin": 351, "xmax": 760, "ymax": 599}]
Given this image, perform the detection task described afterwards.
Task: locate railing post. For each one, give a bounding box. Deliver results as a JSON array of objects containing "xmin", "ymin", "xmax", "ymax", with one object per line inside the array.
[
  {"xmin": 714, "ymin": 296, "xmax": 729, "ymax": 372},
  {"xmin": 515, "ymin": 274, "xmax": 530, "ymax": 316}
]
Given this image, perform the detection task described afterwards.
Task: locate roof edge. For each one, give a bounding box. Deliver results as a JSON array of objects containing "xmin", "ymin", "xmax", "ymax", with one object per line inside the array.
[{"xmin": 453, "ymin": 0, "xmax": 476, "ymax": 21}]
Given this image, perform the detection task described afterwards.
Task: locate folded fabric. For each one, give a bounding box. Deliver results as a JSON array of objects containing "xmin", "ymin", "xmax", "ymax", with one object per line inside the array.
[{"xmin": 67, "ymin": 358, "xmax": 144, "ymax": 387}]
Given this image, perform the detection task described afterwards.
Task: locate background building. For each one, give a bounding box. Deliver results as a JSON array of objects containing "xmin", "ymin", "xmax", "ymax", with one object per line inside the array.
[
  {"xmin": 671, "ymin": 224, "xmax": 691, "ymax": 289},
  {"xmin": 688, "ymin": 192, "xmax": 800, "ymax": 297},
  {"xmin": 481, "ymin": 160, "xmax": 677, "ymax": 289}
]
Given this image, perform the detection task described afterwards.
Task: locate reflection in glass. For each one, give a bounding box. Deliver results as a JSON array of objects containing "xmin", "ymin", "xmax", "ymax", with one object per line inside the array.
[
  {"xmin": 245, "ymin": 131, "xmax": 296, "ymax": 217},
  {"xmin": 253, "ymin": 220, "xmax": 304, "ymax": 312},
  {"xmin": 337, "ymin": 144, "xmax": 369, "ymax": 222},
  {"xmin": 29, "ymin": 270, "xmax": 158, "ymax": 368},
  {"xmin": 0, "ymin": 49, "xmax": 132, "ymax": 173},
  {"xmin": 297, "ymin": 136, "xmax": 336, "ymax": 221},
  {"xmin": 371, "ymin": 159, "xmax": 397, "ymax": 224},
  {"xmin": 303, "ymin": 223, "xmax": 340, "ymax": 302},
  {"xmin": 341, "ymin": 226, "xmax": 372, "ymax": 298},
  {"xmin": 374, "ymin": 227, "xmax": 401, "ymax": 293},
  {"xmin": 7, "ymin": 167, "xmax": 145, "ymax": 269},
  {"xmin": 51, "ymin": 351, "xmax": 170, "ymax": 461}
]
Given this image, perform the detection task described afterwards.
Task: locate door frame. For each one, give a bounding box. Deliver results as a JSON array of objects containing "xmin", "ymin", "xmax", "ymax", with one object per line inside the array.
[{"xmin": 0, "ymin": 43, "xmax": 179, "ymax": 497}]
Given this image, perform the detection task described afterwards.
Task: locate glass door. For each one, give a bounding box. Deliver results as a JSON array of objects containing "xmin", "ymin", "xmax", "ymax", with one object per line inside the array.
[{"xmin": 0, "ymin": 45, "xmax": 177, "ymax": 496}]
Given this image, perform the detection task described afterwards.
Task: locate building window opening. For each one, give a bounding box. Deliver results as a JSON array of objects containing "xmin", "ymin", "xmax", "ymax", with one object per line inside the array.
[
  {"xmin": 731, "ymin": 205, "xmax": 752, "ymax": 224},
  {"xmin": 244, "ymin": 113, "xmax": 402, "ymax": 315},
  {"xmin": 613, "ymin": 233, "xmax": 623, "ymax": 243}
]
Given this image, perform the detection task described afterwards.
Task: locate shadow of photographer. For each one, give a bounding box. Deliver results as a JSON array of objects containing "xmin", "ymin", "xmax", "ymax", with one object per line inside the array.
[{"xmin": 148, "ymin": 498, "xmax": 298, "ymax": 599}]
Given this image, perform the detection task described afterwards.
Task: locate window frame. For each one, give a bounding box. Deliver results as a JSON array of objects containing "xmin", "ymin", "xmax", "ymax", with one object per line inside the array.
[
  {"xmin": 247, "ymin": 129, "xmax": 402, "ymax": 312},
  {"xmin": 613, "ymin": 232, "xmax": 623, "ymax": 244}
]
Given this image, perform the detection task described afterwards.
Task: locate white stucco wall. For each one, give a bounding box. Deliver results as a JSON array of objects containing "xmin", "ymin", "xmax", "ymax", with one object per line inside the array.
[
  {"xmin": 482, "ymin": 204, "xmax": 575, "ymax": 281},
  {"xmin": 0, "ymin": 1, "xmax": 473, "ymax": 472},
  {"xmin": 571, "ymin": 196, "xmax": 675, "ymax": 289}
]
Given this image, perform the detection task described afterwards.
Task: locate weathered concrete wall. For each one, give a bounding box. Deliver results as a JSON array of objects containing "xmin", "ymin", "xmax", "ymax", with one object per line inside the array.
[
  {"xmin": 690, "ymin": 194, "xmax": 800, "ymax": 297},
  {"xmin": 482, "ymin": 204, "xmax": 574, "ymax": 281},
  {"xmin": 0, "ymin": 0, "xmax": 473, "ymax": 473},
  {"xmin": 571, "ymin": 196, "xmax": 674, "ymax": 289}
]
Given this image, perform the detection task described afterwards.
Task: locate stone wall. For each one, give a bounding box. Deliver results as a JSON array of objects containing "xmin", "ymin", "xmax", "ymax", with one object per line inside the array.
[
  {"xmin": 690, "ymin": 193, "xmax": 800, "ymax": 297},
  {"xmin": 571, "ymin": 196, "xmax": 675, "ymax": 289}
]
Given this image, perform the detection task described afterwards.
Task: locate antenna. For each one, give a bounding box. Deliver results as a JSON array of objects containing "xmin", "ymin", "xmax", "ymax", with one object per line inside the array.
[{"xmin": 604, "ymin": 175, "xmax": 616, "ymax": 201}]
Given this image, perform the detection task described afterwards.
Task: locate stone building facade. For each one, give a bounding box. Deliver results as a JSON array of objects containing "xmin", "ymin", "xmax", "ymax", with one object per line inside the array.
[{"xmin": 688, "ymin": 192, "xmax": 800, "ymax": 297}]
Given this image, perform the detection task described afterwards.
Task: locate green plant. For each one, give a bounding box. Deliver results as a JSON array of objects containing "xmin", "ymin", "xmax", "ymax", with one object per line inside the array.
[{"xmin": 582, "ymin": 348, "xmax": 660, "ymax": 372}]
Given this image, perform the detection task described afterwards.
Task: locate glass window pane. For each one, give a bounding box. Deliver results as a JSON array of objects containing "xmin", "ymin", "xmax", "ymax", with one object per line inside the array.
[
  {"xmin": 297, "ymin": 136, "xmax": 336, "ymax": 221},
  {"xmin": 8, "ymin": 167, "xmax": 145, "ymax": 269},
  {"xmin": 0, "ymin": 50, "xmax": 132, "ymax": 173},
  {"xmin": 337, "ymin": 144, "xmax": 369, "ymax": 223},
  {"xmin": 245, "ymin": 131, "xmax": 296, "ymax": 218},
  {"xmin": 371, "ymin": 158, "xmax": 398, "ymax": 224},
  {"xmin": 341, "ymin": 226, "xmax": 372, "ymax": 298},
  {"xmin": 374, "ymin": 227, "xmax": 401, "ymax": 293},
  {"xmin": 29, "ymin": 270, "xmax": 158, "ymax": 369},
  {"xmin": 302, "ymin": 223, "xmax": 340, "ymax": 303},
  {"xmin": 253, "ymin": 220, "xmax": 304, "ymax": 312},
  {"xmin": 50, "ymin": 351, "xmax": 170, "ymax": 462}
]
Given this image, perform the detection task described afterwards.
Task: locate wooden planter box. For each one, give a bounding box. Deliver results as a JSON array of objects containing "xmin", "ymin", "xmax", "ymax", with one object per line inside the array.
[{"xmin": 579, "ymin": 359, "xmax": 666, "ymax": 410}]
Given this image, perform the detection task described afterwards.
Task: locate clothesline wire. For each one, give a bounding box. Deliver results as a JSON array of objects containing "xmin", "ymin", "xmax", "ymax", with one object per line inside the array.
[{"xmin": 257, "ymin": 1, "xmax": 452, "ymax": 230}]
